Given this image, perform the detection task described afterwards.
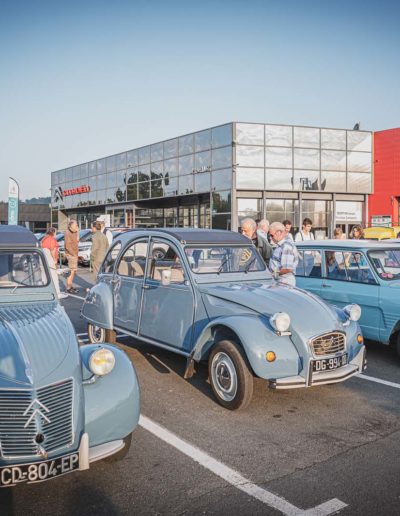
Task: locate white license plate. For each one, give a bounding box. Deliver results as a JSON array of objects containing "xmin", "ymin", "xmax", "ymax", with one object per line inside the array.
[
  {"xmin": 312, "ymin": 353, "xmax": 347, "ymax": 372},
  {"xmin": 0, "ymin": 452, "xmax": 79, "ymax": 487}
]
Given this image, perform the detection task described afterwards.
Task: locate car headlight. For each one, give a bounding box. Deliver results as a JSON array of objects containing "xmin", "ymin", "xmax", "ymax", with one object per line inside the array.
[
  {"xmin": 89, "ymin": 348, "xmax": 116, "ymax": 376},
  {"xmin": 343, "ymin": 304, "xmax": 361, "ymax": 322},
  {"xmin": 270, "ymin": 312, "xmax": 291, "ymax": 333}
]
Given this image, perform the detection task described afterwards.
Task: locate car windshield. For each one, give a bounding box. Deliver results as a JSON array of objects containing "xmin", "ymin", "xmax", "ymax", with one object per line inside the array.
[
  {"xmin": 185, "ymin": 246, "xmax": 266, "ymax": 274},
  {"xmin": 0, "ymin": 252, "xmax": 49, "ymax": 289},
  {"xmin": 368, "ymin": 249, "xmax": 400, "ymax": 280}
]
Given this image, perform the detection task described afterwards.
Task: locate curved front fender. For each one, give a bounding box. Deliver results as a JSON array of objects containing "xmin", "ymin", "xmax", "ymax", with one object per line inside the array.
[
  {"xmin": 191, "ymin": 315, "xmax": 300, "ymax": 380},
  {"xmin": 81, "ymin": 281, "xmax": 114, "ymax": 330},
  {"xmin": 80, "ymin": 344, "xmax": 140, "ymax": 446}
]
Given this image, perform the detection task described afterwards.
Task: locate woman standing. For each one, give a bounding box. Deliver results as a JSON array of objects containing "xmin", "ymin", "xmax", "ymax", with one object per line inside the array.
[
  {"xmin": 350, "ymin": 225, "xmax": 365, "ymax": 240},
  {"xmin": 41, "ymin": 228, "xmax": 67, "ymax": 299}
]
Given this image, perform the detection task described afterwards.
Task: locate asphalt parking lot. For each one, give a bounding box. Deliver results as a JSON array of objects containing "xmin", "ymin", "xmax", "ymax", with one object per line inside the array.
[{"xmin": 1, "ymin": 268, "xmax": 400, "ymax": 516}]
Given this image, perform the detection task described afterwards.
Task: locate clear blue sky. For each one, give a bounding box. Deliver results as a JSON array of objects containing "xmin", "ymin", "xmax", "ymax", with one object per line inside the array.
[{"xmin": 0, "ymin": 0, "xmax": 399, "ymax": 201}]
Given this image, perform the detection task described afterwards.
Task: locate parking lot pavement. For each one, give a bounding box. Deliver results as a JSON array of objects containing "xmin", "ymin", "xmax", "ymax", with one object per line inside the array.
[{"xmin": 2, "ymin": 280, "xmax": 400, "ymax": 515}]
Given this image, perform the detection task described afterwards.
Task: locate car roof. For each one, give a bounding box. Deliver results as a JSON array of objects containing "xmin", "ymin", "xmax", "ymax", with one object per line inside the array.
[
  {"xmin": 117, "ymin": 228, "xmax": 251, "ymax": 245},
  {"xmin": 0, "ymin": 225, "xmax": 38, "ymax": 248},
  {"xmin": 295, "ymin": 239, "xmax": 400, "ymax": 249}
]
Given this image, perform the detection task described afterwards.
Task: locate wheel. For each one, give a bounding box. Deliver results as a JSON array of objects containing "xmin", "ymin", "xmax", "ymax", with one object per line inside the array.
[
  {"xmin": 396, "ymin": 333, "xmax": 400, "ymax": 360},
  {"xmin": 105, "ymin": 433, "xmax": 132, "ymax": 463},
  {"xmin": 208, "ymin": 340, "xmax": 254, "ymax": 410},
  {"xmin": 87, "ymin": 324, "xmax": 116, "ymax": 344},
  {"xmin": 87, "ymin": 323, "xmax": 106, "ymax": 344}
]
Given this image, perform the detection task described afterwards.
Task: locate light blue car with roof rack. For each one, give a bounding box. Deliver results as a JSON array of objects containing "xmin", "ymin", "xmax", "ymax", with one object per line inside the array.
[
  {"xmin": 82, "ymin": 228, "xmax": 366, "ymax": 411},
  {"xmin": 295, "ymin": 239, "xmax": 400, "ymax": 359}
]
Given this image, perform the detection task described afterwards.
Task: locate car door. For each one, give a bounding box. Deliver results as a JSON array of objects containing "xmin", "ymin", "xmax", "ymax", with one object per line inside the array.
[
  {"xmin": 295, "ymin": 248, "xmax": 323, "ymax": 297},
  {"xmin": 139, "ymin": 238, "xmax": 195, "ymax": 352},
  {"xmin": 321, "ymin": 249, "xmax": 382, "ymax": 340},
  {"xmin": 113, "ymin": 238, "xmax": 149, "ymax": 334}
]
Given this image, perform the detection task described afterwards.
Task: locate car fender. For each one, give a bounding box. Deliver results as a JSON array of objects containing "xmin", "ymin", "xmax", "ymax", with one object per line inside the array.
[
  {"xmin": 81, "ymin": 281, "xmax": 114, "ymax": 330},
  {"xmin": 80, "ymin": 344, "xmax": 140, "ymax": 446},
  {"xmin": 190, "ymin": 315, "xmax": 300, "ymax": 380}
]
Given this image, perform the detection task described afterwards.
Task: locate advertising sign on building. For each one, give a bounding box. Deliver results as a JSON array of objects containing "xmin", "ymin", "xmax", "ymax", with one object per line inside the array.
[
  {"xmin": 371, "ymin": 215, "xmax": 392, "ymax": 227},
  {"xmin": 335, "ymin": 201, "xmax": 362, "ymax": 223},
  {"xmin": 8, "ymin": 177, "xmax": 19, "ymax": 225}
]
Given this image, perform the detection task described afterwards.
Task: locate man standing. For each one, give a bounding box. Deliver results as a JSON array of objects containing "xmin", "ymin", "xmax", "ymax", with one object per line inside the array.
[
  {"xmin": 268, "ymin": 221, "xmax": 299, "ymax": 286},
  {"xmin": 282, "ymin": 219, "xmax": 294, "ymax": 240},
  {"xmin": 91, "ymin": 221, "xmax": 109, "ymax": 275},
  {"xmin": 64, "ymin": 220, "xmax": 80, "ymax": 294},
  {"xmin": 240, "ymin": 218, "xmax": 258, "ymax": 245},
  {"xmin": 97, "ymin": 218, "xmax": 113, "ymax": 246},
  {"xmin": 256, "ymin": 219, "xmax": 273, "ymax": 265},
  {"xmin": 295, "ymin": 218, "xmax": 314, "ymax": 242}
]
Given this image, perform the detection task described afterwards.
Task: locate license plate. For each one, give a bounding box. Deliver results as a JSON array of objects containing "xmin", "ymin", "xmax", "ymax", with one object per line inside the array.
[
  {"xmin": 312, "ymin": 353, "xmax": 347, "ymax": 372},
  {"xmin": 0, "ymin": 452, "xmax": 80, "ymax": 487}
]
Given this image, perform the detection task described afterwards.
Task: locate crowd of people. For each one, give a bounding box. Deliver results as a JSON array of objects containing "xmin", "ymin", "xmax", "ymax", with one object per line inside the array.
[
  {"xmin": 39, "ymin": 214, "xmax": 376, "ymax": 296},
  {"xmin": 40, "ymin": 218, "xmax": 111, "ymax": 296},
  {"xmin": 239, "ymin": 218, "xmax": 370, "ymax": 287}
]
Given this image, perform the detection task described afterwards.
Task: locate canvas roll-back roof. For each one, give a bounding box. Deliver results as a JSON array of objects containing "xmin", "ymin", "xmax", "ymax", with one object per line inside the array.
[
  {"xmin": 0, "ymin": 225, "xmax": 38, "ymax": 248},
  {"xmin": 119, "ymin": 228, "xmax": 251, "ymax": 245}
]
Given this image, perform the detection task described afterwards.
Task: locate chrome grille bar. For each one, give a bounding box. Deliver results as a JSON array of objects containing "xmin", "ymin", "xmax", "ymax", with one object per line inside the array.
[{"xmin": 310, "ymin": 332, "xmax": 346, "ymax": 357}]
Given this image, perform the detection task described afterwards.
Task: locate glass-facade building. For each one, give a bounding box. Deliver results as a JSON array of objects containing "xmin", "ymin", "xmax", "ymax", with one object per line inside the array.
[{"xmin": 51, "ymin": 122, "xmax": 373, "ymax": 237}]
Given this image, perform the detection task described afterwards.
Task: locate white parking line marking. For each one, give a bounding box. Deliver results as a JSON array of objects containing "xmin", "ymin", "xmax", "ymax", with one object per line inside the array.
[
  {"xmin": 139, "ymin": 415, "xmax": 347, "ymax": 516},
  {"xmin": 357, "ymin": 374, "xmax": 400, "ymax": 389}
]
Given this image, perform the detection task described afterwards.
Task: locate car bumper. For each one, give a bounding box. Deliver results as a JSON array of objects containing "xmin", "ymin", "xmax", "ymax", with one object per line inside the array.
[{"xmin": 268, "ymin": 346, "xmax": 366, "ymax": 390}]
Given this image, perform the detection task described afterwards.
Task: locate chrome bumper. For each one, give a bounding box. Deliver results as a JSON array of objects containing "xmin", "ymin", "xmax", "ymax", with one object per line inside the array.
[
  {"xmin": 269, "ymin": 346, "xmax": 366, "ymax": 390},
  {"xmin": 78, "ymin": 432, "xmax": 126, "ymax": 469}
]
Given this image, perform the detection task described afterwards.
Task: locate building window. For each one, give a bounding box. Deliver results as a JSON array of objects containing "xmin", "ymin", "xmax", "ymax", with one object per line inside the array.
[
  {"xmin": 238, "ymin": 198, "xmax": 262, "ymax": 221},
  {"xmin": 139, "ymin": 146, "xmax": 151, "ymax": 165},
  {"xmin": 265, "ymin": 169, "xmax": 293, "ymax": 191},
  {"xmin": 212, "ymin": 168, "xmax": 232, "ymax": 191},
  {"xmin": 236, "ymin": 123, "xmax": 264, "ymax": 145},
  {"xmin": 347, "ymin": 152, "xmax": 371, "ymax": 172},
  {"xmin": 179, "ymin": 134, "xmax": 194, "ymax": 156},
  {"xmin": 265, "ymin": 146, "xmax": 292, "ymax": 168},
  {"xmin": 236, "ymin": 168, "xmax": 264, "ymax": 190},
  {"xmin": 212, "ymin": 124, "xmax": 232, "ymax": 148},
  {"xmin": 151, "ymin": 142, "xmax": 163, "ymax": 162},
  {"xmin": 212, "ymin": 146, "xmax": 232, "ymax": 170},
  {"xmin": 293, "ymin": 127, "xmax": 320, "ymax": 148},
  {"xmin": 265, "ymin": 125, "xmax": 292, "ymax": 147},
  {"xmin": 294, "ymin": 148, "xmax": 320, "ymax": 170},
  {"xmin": 236, "ymin": 145, "xmax": 264, "ymax": 167},
  {"xmin": 347, "ymin": 131, "xmax": 371, "ymax": 152},
  {"xmin": 179, "ymin": 154, "xmax": 194, "ymax": 175},
  {"xmin": 195, "ymin": 129, "xmax": 211, "ymax": 152},
  {"xmin": 164, "ymin": 138, "xmax": 179, "ymax": 159},
  {"xmin": 321, "ymin": 129, "xmax": 346, "ymax": 150}
]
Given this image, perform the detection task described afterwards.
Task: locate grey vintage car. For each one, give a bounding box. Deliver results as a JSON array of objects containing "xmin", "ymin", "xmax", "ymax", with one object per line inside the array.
[
  {"xmin": 82, "ymin": 229, "xmax": 366, "ymax": 410},
  {"xmin": 0, "ymin": 226, "xmax": 140, "ymax": 487}
]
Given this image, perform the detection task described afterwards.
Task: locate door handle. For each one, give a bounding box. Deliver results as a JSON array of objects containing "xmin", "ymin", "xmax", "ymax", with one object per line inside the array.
[
  {"xmin": 142, "ymin": 284, "xmax": 150, "ymax": 290},
  {"xmin": 322, "ymin": 283, "xmax": 332, "ymax": 288}
]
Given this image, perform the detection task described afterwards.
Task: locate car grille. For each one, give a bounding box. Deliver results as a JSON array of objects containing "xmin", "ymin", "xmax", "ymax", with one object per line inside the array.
[
  {"xmin": 310, "ymin": 332, "xmax": 346, "ymax": 357},
  {"xmin": 0, "ymin": 379, "xmax": 74, "ymax": 459}
]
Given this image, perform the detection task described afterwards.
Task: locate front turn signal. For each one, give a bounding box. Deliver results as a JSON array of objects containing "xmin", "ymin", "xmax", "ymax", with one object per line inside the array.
[
  {"xmin": 357, "ymin": 334, "xmax": 364, "ymax": 344},
  {"xmin": 266, "ymin": 351, "xmax": 276, "ymax": 362}
]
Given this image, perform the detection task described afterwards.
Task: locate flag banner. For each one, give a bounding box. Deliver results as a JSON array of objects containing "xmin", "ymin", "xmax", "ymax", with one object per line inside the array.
[{"xmin": 8, "ymin": 177, "xmax": 19, "ymax": 225}]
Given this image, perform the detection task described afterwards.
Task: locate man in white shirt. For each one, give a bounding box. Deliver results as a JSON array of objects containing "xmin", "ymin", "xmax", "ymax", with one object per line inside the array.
[{"xmin": 295, "ymin": 218, "xmax": 314, "ymax": 242}]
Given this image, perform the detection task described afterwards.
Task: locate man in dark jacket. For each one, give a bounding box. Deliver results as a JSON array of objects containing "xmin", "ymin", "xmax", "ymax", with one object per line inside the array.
[{"xmin": 256, "ymin": 219, "xmax": 273, "ymax": 265}]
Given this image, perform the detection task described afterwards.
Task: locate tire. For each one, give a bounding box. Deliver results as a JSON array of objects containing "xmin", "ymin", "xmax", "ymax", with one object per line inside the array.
[
  {"xmin": 208, "ymin": 340, "xmax": 254, "ymax": 410},
  {"xmin": 396, "ymin": 333, "xmax": 400, "ymax": 360},
  {"xmin": 105, "ymin": 433, "xmax": 132, "ymax": 463},
  {"xmin": 87, "ymin": 323, "xmax": 106, "ymax": 344},
  {"xmin": 87, "ymin": 324, "xmax": 116, "ymax": 344}
]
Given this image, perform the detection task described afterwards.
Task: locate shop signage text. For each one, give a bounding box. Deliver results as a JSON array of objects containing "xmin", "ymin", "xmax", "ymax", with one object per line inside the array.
[
  {"xmin": 63, "ymin": 185, "xmax": 91, "ymax": 197},
  {"xmin": 192, "ymin": 166, "xmax": 211, "ymax": 174}
]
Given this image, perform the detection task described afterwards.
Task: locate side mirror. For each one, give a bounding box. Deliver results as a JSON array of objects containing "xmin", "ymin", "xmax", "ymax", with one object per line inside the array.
[{"xmin": 161, "ymin": 269, "xmax": 171, "ymax": 286}]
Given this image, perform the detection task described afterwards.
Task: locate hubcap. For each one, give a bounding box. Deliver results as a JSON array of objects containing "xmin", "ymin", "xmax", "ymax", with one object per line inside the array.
[{"xmin": 211, "ymin": 352, "xmax": 237, "ymax": 402}]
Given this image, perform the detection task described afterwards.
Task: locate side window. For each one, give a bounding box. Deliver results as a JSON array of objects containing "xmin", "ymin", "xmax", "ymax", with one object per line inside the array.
[
  {"xmin": 325, "ymin": 251, "xmax": 347, "ymax": 280},
  {"xmin": 296, "ymin": 249, "xmax": 321, "ymax": 278},
  {"xmin": 344, "ymin": 252, "xmax": 377, "ymax": 284},
  {"xmin": 117, "ymin": 240, "xmax": 148, "ymax": 278},
  {"xmin": 147, "ymin": 241, "xmax": 185, "ymax": 284},
  {"xmin": 101, "ymin": 242, "xmax": 121, "ymax": 274}
]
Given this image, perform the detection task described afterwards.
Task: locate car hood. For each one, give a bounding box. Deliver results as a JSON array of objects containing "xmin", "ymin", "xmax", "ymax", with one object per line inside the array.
[
  {"xmin": 0, "ymin": 301, "xmax": 72, "ymax": 387},
  {"xmin": 199, "ymin": 281, "xmax": 340, "ymax": 336}
]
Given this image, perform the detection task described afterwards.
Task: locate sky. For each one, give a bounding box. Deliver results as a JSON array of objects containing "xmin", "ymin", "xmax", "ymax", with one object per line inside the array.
[{"xmin": 0, "ymin": 0, "xmax": 399, "ymax": 201}]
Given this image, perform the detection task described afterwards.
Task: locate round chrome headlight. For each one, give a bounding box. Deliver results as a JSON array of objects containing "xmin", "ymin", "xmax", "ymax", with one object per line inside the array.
[
  {"xmin": 270, "ymin": 312, "xmax": 291, "ymax": 333},
  {"xmin": 89, "ymin": 348, "xmax": 116, "ymax": 376},
  {"xmin": 344, "ymin": 304, "xmax": 361, "ymax": 322}
]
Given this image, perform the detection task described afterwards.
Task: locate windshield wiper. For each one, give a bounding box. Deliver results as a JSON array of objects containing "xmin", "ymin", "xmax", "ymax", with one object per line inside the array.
[
  {"xmin": 217, "ymin": 257, "xmax": 229, "ymax": 274},
  {"xmin": 11, "ymin": 268, "xmax": 37, "ymax": 293},
  {"xmin": 244, "ymin": 256, "xmax": 257, "ymax": 273}
]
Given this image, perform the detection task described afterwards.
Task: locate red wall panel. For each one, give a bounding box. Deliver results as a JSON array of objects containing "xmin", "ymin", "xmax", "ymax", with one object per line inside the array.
[{"xmin": 370, "ymin": 128, "xmax": 400, "ymax": 225}]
